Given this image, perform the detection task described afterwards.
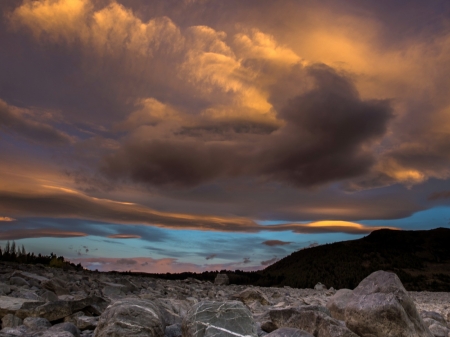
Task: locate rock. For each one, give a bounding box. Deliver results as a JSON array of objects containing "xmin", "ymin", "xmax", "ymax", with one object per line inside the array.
[
  {"xmin": 33, "ymin": 300, "xmax": 73, "ymax": 321},
  {"xmin": 42, "ymin": 278, "xmax": 70, "ymax": 296},
  {"xmin": 428, "ymin": 323, "xmax": 450, "ymax": 337},
  {"xmin": 9, "ymin": 277, "xmax": 29, "ymax": 287},
  {"xmin": 420, "ymin": 311, "xmax": 448, "ymax": 327},
  {"xmin": 265, "ymin": 328, "xmax": 314, "ymax": 337},
  {"xmin": 23, "ymin": 316, "xmax": 52, "ymax": 330},
  {"xmin": 261, "ymin": 321, "xmax": 278, "ymax": 333},
  {"xmin": 165, "ymin": 323, "xmax": 182, "ymax": 337},
  {"xmin": 214, "ymin": 274, "xmax": 229, "ymax": 286},
  {"xmin": 1, "ymin": 314, "xmax": 22, "ymax": 328},
  {"xmin": 93, "ymin": 298, "xmax": 164, "ymax": 337},
  {"xmin": 48, "ymin": 322, "xmax": 81, "ymax": 337},
  {"xmin": 76, "ymin": 316, "xmax": 98, "ymax": 331},
  {"xmin": 13, "ymin": 271, "xmax": 50, "ymax": 283},
  {"xmin": 182, "ymin": 300, "xmax": 257, "ymax": 337},
  {"xmin": 314, "ymin": 283, "xmax": 326, "ymax": 291},
  {"xmin": 269, "ymin": 306, "xmax": 358, "ymax": 337},
  {"xmin": 0, "ymin": 325, "xmax": 28, "ymax": 336},
  {"xmin": 155, "ymin": 298, "xmax": 191, "ymax": 325},
  {"xmin": 232, "ymin": 288, "xmax": 271, "ymax": 306},
  {"xmin": 0, "ymin": 283, "xmax": 11, "ymax": 296},
  {"xmin": 101, "ymin": 283, "xmax": 126, "ymax": 299},
  {"xmin": 344, "ymin": 270, "xmax": 433, "ymax": 337},
  {"xmin": 325, "ymin": 289, "xmax": 354, "ymax": 321},
  {"xmin": 0, "ymin": 296, "xmax": 43, "ymax": 319},
  {"xmin": 37, "ymin": 289, "xmax": 59, "ymax": 302}
]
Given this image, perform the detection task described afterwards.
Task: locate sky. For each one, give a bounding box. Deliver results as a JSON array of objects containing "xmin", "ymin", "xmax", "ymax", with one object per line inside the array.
[{"xmin": 0, "ymin": 0, "xmax": 450, "ymax": 273}]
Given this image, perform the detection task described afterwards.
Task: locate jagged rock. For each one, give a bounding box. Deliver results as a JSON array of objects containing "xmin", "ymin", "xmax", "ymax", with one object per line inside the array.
[
  {"xmin": 48, "ymin": 322, "xmax": 81, "ymax": 337},
  {"xmin": 261, "ymin": 321, "xmax": 278, "ymax": 333},
  {"xmin": 214, "ymin": 274, "xmax": 229, "ymax": 286},
  {"xmin": 1, "ymin": 314, "xmax": 22, "ymax": 328},
  {"xmin": 9, "ymin": 277, "xmax": 29, "ymax": 287},
  {"xmin": 93, "ymin": 298, "xmax": 165, "ymax": 337},
  {"xmin": 12, "ymin": 271, "xmax": 49, "ymax": 283},
  {"xmin": 314, "ymin": 283, "xmax": 326, "ymax": 291},
  {"xmin": 165, "ymin": 323, "xmax": 182, "ymax": 337},
  {"xmin": 182, "ymin": 300, "xmax": 257, "ymax": 337},
  {"xmin": 232, "ymin": 288, "xmax": 271, "ymax": 306},
  {"xmin": 23, "ymin": 316, "xmax": 52, "ymax": 330},
  {"xmin": 265, "ymin": 328, "xmax": 314, "ymax": 337},
  {"xmin": 0, "ymin": 296, "xmax": 44, "ymax": 319},
  {"xmin": 37, "ymin": 289, "xmax": 59, "ymax": 302},
  {"xmin": 344, "ymin": 270, "xmax": 433, "ymax": 337},
  {"xmin": 32, "ymin": 300, "xmax": 73, "ymax": 321},
  {"xmin": 269, "ymin": 306, "xmax": 358, "ymax": 337},
  {"xmin": 428, "ymin": 323, "xmax": 450, "ymax": 337},
  {"xmin": 42, "ymin": 278, "xmax": 70, "ymax": 296},
  {"xmin": 325, "ymin": 289, "xmax": 354, "ymax": 321},
  {"xmin": 101, "ymin": 283, "xmax": 127, "ymax": 299}
]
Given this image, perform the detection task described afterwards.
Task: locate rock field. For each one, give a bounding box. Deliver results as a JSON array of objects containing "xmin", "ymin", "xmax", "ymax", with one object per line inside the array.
[{"xmin": 0, "ymin": 262, "xmax": 449, "ymax": 337}]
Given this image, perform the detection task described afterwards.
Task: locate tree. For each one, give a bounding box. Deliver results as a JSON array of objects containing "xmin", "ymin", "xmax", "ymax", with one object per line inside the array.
[
  {"xmin": 21, "ymin": 245, "xmax": 26, "ymax": 256},
  {"xmin": 10, "ymin": 241, "xmax": 16, "ymax": 256},
  {"xmin": 4, "ymin": 241, "xmax": 10, "ymax": 255}
]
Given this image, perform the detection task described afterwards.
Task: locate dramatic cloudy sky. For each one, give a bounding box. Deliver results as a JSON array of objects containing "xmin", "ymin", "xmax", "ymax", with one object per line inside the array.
[{"xmin": 1, "ymin": 0, "xmax": 450, "ymax": 273}]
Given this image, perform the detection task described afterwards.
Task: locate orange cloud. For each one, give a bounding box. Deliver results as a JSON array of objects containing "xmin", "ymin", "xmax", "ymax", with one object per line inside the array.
[
  {"xmin": 0, "ymin": 217, "xmax": 15, "ymax": 222},
  {"xmin": 107, "ymin": 234, "xmax": 142, "ymax": 239},
  {"xmin": 0, "ymin": 229, "xmax": 87, "ymax": 240}
]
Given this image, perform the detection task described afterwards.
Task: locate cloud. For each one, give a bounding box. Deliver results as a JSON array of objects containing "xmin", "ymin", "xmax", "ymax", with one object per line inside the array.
[
  {"xmin": 243, "ymin": 257, "xmax": 251, "ymax": 264},
  {"xmin": 0, "ymin": 99, "xmax": 72, "ymax": 145},
  {"xmin": 107, "ymin": 234, "xmax": 142, "ymax": 239},
  {"xmin": 428, "ymin": 191, "xmax": 450, "ymax": 201},
  {"xmin": 261, "ymin": 257, "xmax": 278, "ymax": 266},
  {"xmin": 262, "ymin": 240, "xmax": 291, "ymax": 246},
  {"xmin": 205, "ymin": 254, "xmax": 216, "ymax": 260},
  {"xmin": 0, "ymin": 217, "xmax": 15, "ymax": 222},
  {"xmin": 0, "ymin": 229, "xmax": 87, "ymax": 240},
  {"xmin": 116, "ymin": 258, "xmax": 137, "ymax": 265}
]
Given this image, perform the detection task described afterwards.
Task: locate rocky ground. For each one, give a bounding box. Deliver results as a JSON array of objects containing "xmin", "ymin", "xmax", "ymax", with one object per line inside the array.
[{"xmin": 0, "ymin": 262, "xmax": 449, "ymax": 337}]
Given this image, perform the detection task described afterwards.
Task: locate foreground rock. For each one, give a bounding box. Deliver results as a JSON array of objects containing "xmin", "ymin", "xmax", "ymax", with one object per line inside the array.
[
  {"xmin": 182, "ymin": 300, "xmax": 257, "ymax": 337},
  {"xmin": 93, "ymin": 298, "xmax": 164, "ymax": 337},
  {"xmin": 327, "ymin": 270, "xmax": 433, "ymax": 337}
]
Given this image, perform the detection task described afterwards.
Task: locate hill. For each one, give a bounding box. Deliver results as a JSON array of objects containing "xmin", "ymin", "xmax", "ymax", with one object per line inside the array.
[{"xmin": 255, "ymin": 227, "xmax": 450, "ymax": 291}]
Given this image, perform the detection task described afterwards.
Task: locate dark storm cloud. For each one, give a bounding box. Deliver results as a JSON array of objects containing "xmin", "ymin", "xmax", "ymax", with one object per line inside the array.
[
  {"xmin": 102, "ymin": 64, "xmax": 393, "ymax": 188},
  {"xmin": 0, "ymin": 99, "xmax": 72, "ymax": 145},
  {"xmin": 428, "ymin": 191, "xmax": 450, "ymax": 201},
  {"xmin": 205, "ymin": 254, "xmax": 216, "ymax": 260},
  {"xmin": 262, "ymin": 240, "xmax": 291, "ymax": 246}
]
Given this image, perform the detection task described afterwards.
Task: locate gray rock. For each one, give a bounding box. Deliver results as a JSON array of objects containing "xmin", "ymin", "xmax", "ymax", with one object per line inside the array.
[
  {"xmin": 214, "ymin": 274, "xmax": 229, "ymax": 286},
  {"xmin": 13, "ymin": 271, "xmax": 49, "ymax": 283},
  {"xmin": 42, "ymin": 278, "xmax": 70, "ymax": 296},
  {"xmin": 155, "ymin": 298, "xmax": 191, "ymax": 325},
  {"xmin": 325, "ymin": 289, "xmax": 354, "ymax": 321},
  {"xmin": 0, "ymin": 325, "xmax": 28, "ymax": 336},
  {"xmin": 232, "ymin": 288, "xmax": 271, "ymax": 306},
  {"xmin": 93, "ymin": 298, "xmax": 164, "ymax": 337},
  {"xmin": 269, "ymin": 306, "xmax": 358, "ymax": 337},
  {"xmin": 428, "ymin": 323, "xmax": 450, "ymax": 337},
  {"xmin": 265, "ymin": 328, "xmax": 314, "ymax": 337},
  {"xmin": 165, "ymin": 323, "xmax": 182, "ymax": 337},
  {"xmin": 314, "ymin": 283, "xmax": 326, "ymax": 291},
  {"xmin": 182, "ymin": 300, "xmax": 257, "ymax": 337},
  {"xmin": 76, "ymin": 316, "xmax": 98, "ymax": 331},
  {"xmin": 261, "ymin": 321, "xmax": 278, "ymax": 333},
  {"xmin": 37, "ymin": 289, "xmax": 59, "ymax": 302},
  {"xmin": 9, "ymin": 277, "xmax": 29, "ymax": 287},
  {"xmin": 0, "ymin": 283, "xmax": 11, "ymax": 296},
  {"xmin": 0, "ymin": 296, "xmax": 43, "ymax": 319},
  {"xmin": 420, "ymin": 311, "xmax": 448, "ymax": 327},
  {"xmin": 48, "ymin": 322, "xmax": 81, "ymax": 337},
  {"xmin": 1, "ymin": 314, "xmax": 22, "ymax": 329},
  {"xmin": 32, "ymin": 300, "xmax": 73, "ymax": 321},
  {"xmin": 344, "ymin": 271, "xmax": 433, "ymax": 337},
  {"xmin": 23, "ymin": 316, "xmax": 52, "ymax": 330}
]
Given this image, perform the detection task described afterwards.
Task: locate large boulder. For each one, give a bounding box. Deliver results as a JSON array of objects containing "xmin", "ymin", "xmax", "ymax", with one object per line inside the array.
[
  {"xmin": 326, "ymin": 289, "xmax": 354, "ymax": 321},
  {"xmin": 93, "ymin": 298, "xmax": 165, "ymax": 337},
  {"xmin": 343, "ymin": 270, "xmax": 433, "ymax": 337},
  {"xmin": 182, "ymin": 300, "xmax": 257, "ymax": 337},
  {"xmin": 0, "ymin": 296, "xmax": 44, "ymax": 319},
  {"xmin": 269, "ymin": 306, "xmax": 358, "ymax": 337}
]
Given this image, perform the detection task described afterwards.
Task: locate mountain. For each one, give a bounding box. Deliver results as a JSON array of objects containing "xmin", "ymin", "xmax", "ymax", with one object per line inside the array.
[{"xmin": 255, "ymin": 227, "xmax": 450, "ymax": 291}]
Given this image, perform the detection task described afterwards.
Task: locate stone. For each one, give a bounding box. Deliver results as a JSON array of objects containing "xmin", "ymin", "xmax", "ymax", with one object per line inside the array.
[
  {"xmin": 428, "ymin": 323, "xmax": 450, "ymax": 337},
  {"xmin": 42, "ymin": 278, "xmax": 70, "ymax": 296},
  {"xmin": 37, "ymin": 289, "xmax": 59, "ymax": 302},
  {"xmin": 0, "ymin": 296, "xmax": 43, "ymax": 319},
  {"xmin": 1, "ymin": 314, "xmax": 22, "ymax": 329},
  {"xmin": 13, "ymin": 271, "xmax": 50, "ymax": 283},
  {"xmin": 9, "ymin": 277, "xmax": 29, "ymax": 287},
  {"xmin": 420, "ymin": 311, "xmax": 448, "ymax": 327},
  {"xmin": 0, "ymin": 283, "xmax": 11, "ymax": 296},
  {"xmin": 265, "ymin": 328, "xmax": 314, "ymax": 337},
  {"xmin": 314, "ymin": 283, "xmax": 326, "ymax": 291},
  {"xmin": 182, "ymin": 300, "xmax": 257, "ymax": 337},
  {"xmin": 33, "ymin": 300, "xmax": 73, "ymax": 321},
  {"xmin": 261, "ymin": 321, "xmax": 278, "ymax": 333},
  {"xmin": 269, "ymin": 306, "xmax": 358, "ymax": 337},
  {"xmin": 76, "ymin": 316, "xmax": 98, "ymax": 331},
  {"xmin": 165, "ymin": 323, "xmax": 182, "ymax": 337},
  {"xmin": 48, "ymin": 322, "xmax": 81, "ymax": 337},
  {"xmin": 156, "ymin": 298, "xmax": 191, "ymax": 325},
  {"xmin": 23, "ymin": 317, "xmax": 52, "ymax": 330},
  {"xmin": 344, "ymin": 270, "xmax": 433, "ymax": 337},
  {"xmin": 214, "ymin": 274, "xmax": 229, "ymax": 286},
  {"xmin": 325, "ymin": 289, "xmax": 354, "ymax": 321},
  {"xmin": 93, "ymin": 298, "xmax": 164, "ymax": 337},
  {"xmin": 232, "ymin": 288, "xmax": 271, "ymax": 306}
]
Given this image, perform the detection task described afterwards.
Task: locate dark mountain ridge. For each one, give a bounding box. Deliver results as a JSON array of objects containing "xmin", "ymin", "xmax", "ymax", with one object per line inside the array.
[{"xmin": 257, "ymin": 227, "xmax": 450, "ymax": 291}]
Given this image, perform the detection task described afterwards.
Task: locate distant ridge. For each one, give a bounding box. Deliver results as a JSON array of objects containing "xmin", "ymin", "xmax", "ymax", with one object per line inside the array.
[{"xmin": 256, "ymin": 227, "xmax": 450, "ymax": 291}]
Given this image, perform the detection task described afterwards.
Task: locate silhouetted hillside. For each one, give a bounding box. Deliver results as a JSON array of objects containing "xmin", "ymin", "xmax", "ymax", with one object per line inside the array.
[{"xmin": 256, "ymin": 227, "xmax": 450, "ymax": 291}]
